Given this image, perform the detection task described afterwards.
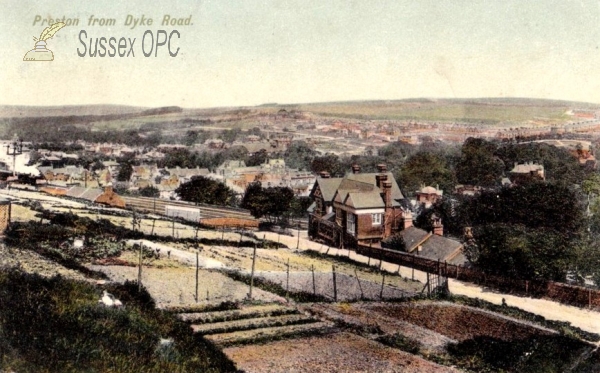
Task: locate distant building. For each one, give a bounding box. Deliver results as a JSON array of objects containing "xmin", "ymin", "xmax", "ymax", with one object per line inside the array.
[
  {"xmin": 415, "ymin": 185, "xmax": 443, "ymax": 208},
  {"xmin": 508, "ymin": 162, "xmax": 545, "ymax": 185}
]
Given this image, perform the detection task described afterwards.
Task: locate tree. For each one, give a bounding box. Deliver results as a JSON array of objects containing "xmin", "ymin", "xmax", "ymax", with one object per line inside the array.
[
  {"xmin": 139, "ymin": 185, "xmax": 160, "ymax": 198},
  {"xmin": 397, "ymin": 151, "xmax": 456, "ymax": 196},
  {"xmin": 288, "ymin": 196, "xmax": 312, "ymax": 219},
  {"xmin": 218, "ymin": 128, "xmax": 241, "ymax": 143},
  {"xmin": 284, "ymin": 141, "xmax": 317, "ymax": 170},
  {"xmin": 247, "ymin": 149, "xmax": 269, "ymax": 167},
  {"xmin": 456, "ymin": 138, "xmax": 504, "ymax": 187},
  {"xmin": 495, "ymin": 142, "xmax": 586, "ymax": 185},
  {"xmin": 116, "ymin": 162, "xmax": 133, "ymax": 182},
  {"xmin": 465, "ymin": 223, "xmax": 572, "ymax": 281},
  {"xmin": 175, "ymin": 176, "xmax": 237, "ymax": 206},
  {"xmin": 240, "ymin": 182, "xmax": 295, "ymax": 223},
  {"xmin": 311, "ymin": 154, "xmax": 348, "ymax": 177},
  {"xmin": 382, "ymin": 233, "xmax": 406, "ymax": 252},
  {"xmin": 184, "ymin": 130, "xmax": 199, "ymax": 146},
  {"xmin": 461, "ymin": 182, "xmax": 584, "ymax": 237}
]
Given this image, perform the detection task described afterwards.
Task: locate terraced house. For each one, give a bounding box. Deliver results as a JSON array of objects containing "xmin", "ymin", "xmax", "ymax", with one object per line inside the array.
[{"xmin": 308, "ymin": 164, "xmax": 408, "ymax": 248}]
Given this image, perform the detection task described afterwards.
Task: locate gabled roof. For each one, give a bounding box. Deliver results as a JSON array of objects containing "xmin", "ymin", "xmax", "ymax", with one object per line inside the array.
[
  {"xmin": 345, "ymin": 191, "xmax": 385, "ymax": 209},
  {"xmin": 66, "ymin": 186, "xmax": 104, "ymax": 202},
  {"xmin": 398, "ymin": 226, "xmax": 465, "ymax": 265},
  {"xmin": 399, "ymin": 227, "xmax": 431, "ymax": 252},
  {"xmin": 313, "ymin": 177, "xmax": 343, "ymax": 201},
  {"xmin": 419, "ymin": 234, "xmax": 463, "ymax": 263},
  {"xmin": 345, "ymin": 172, "xmax": 404, "ymax": 200}
]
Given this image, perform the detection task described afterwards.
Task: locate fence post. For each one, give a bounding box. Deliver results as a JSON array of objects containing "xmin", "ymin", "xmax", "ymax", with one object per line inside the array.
[
  {"xmin": 286, "ymin": 258, "xmax": 290, "ymax": 302},
  {"xmin": 354, "ymin": 268, "xmax": 364, "ymax": 299},
  {"xmin": 411, "ymin": 255, "xmax": 415, "ymax": 281},
  {"xmin": 151, "ymin": 219, "xmax": 156, "ymax": 236},
  {"xmin": 380, "ymin": 273, "xmax": 386, "ymax": 300},
  {"xmin": 590, "ymin": 289, "xmax": 592, "ymax": 309},
  {"xmin": 427, "ymin": 272, "xmax": 431, "ymax": 296},
  {"xmin": 332, "ymin": 265, "xmax": 338, "ymax": 302},
  {"xmin": 248, "ymin": 244, "xmax": 257, "ymax": 300},
  {"xmin": 296, "ymin": 221, "xmax": 301, "ymax": 250},
  {"xmin": 172, "ymin": 219, "xmax": 175, "ymax": 237},
  {"xmin": 138, "ymin": 244, "xmax": 143, "ymax": 292},
  {"xmin": 195, "ymin": 251, "xmax": 199, "ymax": 303},
  {"xmin": 311, "ymin": 264, "xmax": 316, "ymax": 295}
]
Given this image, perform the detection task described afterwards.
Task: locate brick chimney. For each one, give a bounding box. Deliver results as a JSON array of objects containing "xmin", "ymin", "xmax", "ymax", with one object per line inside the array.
[
  {"xmin": 377, "ymin": 164, "xmax": 387, "ymax": 173},
  {"xmin": 433, "ymin": 217, "xmax": 443, "ymax": 236},
  {"xmin": 376, "ymin": 173, "xmax": 388, "ymax": 189},
  {"xmin": 319, "ymin": 171, "xmax": 330, "ymax": 178},
  {"xmin": 351, "ymin": 164, "xmax": 361, "ymax": 174},
  {"xmin": 403, "ymin": 210, "xmax": 413, "ymax": 229},
  {"xmin": 383, "ymin": 180, "xmax": 392, "ymax": 208}
]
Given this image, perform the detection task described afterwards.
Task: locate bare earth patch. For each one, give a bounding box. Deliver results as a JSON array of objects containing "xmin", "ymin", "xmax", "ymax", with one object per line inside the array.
[{"xmin": 224, "ymin": 332, "xmax": 457, "ymax": 373}]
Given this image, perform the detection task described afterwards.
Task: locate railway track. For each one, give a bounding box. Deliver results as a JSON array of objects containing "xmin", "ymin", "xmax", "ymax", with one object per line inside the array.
[
  {"xmin": 122, "ymin": 196, "xmax": 254, "ymax": 220},
  {"xmin": 122, "ymin": 196, "xmax": 309, "ymax": 229}
]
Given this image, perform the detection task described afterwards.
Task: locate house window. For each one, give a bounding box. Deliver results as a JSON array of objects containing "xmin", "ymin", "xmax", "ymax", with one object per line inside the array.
[
  {"xmin": 347, "ymin": 213, "xmax": 355, "ymax": 235},
  {"xmin": 372, "ymin": 213, "xmax": 382, "ymax": 226}
]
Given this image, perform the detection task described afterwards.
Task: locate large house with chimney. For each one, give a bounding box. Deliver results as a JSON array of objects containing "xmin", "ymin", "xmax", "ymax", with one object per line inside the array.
[{"xmin": 308, "ymin": 164, "xmax": 409, "ymax": 248}]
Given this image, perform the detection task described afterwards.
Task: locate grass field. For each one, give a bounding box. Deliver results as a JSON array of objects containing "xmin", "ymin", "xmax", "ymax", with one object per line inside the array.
[{"xmin": 289, "ymin": 100, "xmax": 574, "ymax": 124}]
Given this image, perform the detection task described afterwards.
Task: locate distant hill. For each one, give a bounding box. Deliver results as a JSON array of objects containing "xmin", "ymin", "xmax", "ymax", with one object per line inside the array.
[
  {"xmin": 267, "ymin": 97, "xmax": 600, "ymax": 124},
  {"xmin": 0, "ymin": 105, "xmax": 147, "ymax": 118}
]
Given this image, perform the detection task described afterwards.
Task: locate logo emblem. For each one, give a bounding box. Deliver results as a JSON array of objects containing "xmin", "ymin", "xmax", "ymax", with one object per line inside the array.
[{"xmin": 23, "ymin": 22, "xmax": 66, "ymax": 61}]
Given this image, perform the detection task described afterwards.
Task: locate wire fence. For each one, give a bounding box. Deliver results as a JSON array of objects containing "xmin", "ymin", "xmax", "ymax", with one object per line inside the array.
[{"xmin": 356, "ymin": 244, "xmax": 600, "ymax": 310}]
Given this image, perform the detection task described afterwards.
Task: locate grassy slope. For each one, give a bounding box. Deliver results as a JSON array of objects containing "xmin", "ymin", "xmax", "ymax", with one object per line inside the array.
[{"xmin": 0, "ymin": 270, "xmax": 237, "ymax": 373}]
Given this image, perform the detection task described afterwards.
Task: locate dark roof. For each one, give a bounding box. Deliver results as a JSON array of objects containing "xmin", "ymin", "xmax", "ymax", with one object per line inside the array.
[
  {"xmin": 399, "ymin": 227, "xmax": 431, "ymax": 252},
  {"xmin": 314, "ymin": 177, "xmax": 343, "ymax": 201},
  {"xmin": 419, "ymin": 234, "xmax": 464, "ymax": 264},
  {"xmin": 346, "ymin": 191, "xmax": 385, "ymax": 209},
  {"xmin": 345, "ymin": 172, "xmax": 404, "ymax": 200}
]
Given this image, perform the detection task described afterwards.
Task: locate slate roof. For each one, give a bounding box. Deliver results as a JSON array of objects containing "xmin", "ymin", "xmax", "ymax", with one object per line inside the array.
[
  {"xmin": 314, "ymin": 177, "xmax": 343, "ymax": 201},
  {"xmin": 399, "ymin": 227, "xmax": 431, "ymax": 252},
  {"xmin": 346, "ymin": 191, "xmax": 385, "ymax": 209},
  {"xmin": 418, "ymin": 234, "xmax": 463, "ymax": 263},
  {"xmin": 66, "ymin": 187, "xmax": 103, "ymax": 202},
  {"xmin": 346, "ymin": 172, "xmax": 404, "ymax": 200},
  {"xmin": 399, "ymin": 226, "xmax": 466, "ymax": 265}
]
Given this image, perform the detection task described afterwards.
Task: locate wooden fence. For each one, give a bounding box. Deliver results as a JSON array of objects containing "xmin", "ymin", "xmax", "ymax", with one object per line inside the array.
[{"xmin": 356, "ymin": 244, "xmax": 600, "ymax": 310}]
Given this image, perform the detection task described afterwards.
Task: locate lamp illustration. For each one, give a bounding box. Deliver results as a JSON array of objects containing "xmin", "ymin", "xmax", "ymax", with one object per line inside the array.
[{"xmin": 23, "ymin": 22, "xmax": 65, "ymax": 61}]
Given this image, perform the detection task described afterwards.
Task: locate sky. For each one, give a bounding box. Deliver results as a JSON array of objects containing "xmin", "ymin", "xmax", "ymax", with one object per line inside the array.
[{"xmin": 2, "ymin": 0, "xmax": 600, "ymax": 108}]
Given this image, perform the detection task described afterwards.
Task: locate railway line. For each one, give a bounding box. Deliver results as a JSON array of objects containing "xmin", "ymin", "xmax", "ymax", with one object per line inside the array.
[
  {"xmin": 123, "ymin": 196, "xmax": 309, "ymax": 229},
  {"xmin": 122, "ymin": 196, "xmax": 254, "ymax": 220}
]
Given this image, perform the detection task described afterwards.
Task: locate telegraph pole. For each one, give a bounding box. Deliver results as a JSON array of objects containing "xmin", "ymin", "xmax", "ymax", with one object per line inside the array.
[{"xmin": 5, "ymin": 136, "xmax": 23, "ymax": 177}]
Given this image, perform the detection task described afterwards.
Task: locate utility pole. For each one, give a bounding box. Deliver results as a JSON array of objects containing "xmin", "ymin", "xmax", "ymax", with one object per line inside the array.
[
  {"xmin": 138, "ymin": 244, "xmax": 143, "ymax": 292},
  {"xmin": 5, "ymin": 136, "xmax": 23, "ymax": 177},
  {"xmin": 248, "ymin": 243, "xmax": 257, "ymax": 300}
]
